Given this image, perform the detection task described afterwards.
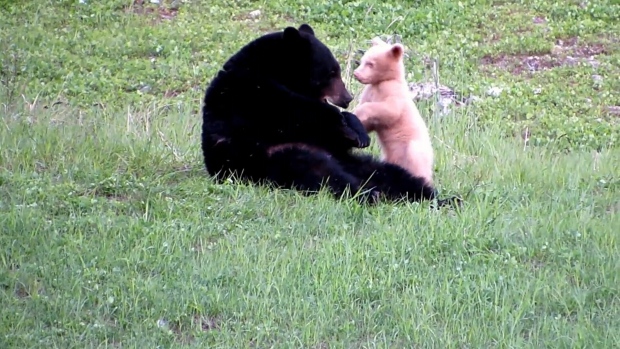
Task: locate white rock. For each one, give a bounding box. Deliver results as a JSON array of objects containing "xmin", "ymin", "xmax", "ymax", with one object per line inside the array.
[
  {"xmin": 249, "ymin": 10, "xmax": 261, "ymax": 18},
  {"xmin": 486, "ymin": 87, "xmax": 503, "ymax": 97}
]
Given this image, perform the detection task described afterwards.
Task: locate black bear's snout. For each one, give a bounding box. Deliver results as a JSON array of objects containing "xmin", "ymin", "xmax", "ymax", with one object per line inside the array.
[
  {"xmin": 324, "ymin": 77, "xmax": 353, "ymax": 109},
  {"xmin": 328, "ymin": 92, "xmax": 352, "ymax": 109},
  {"xmin": 338, "ymin": 91, "xmax": 353, "ymax": 109}
]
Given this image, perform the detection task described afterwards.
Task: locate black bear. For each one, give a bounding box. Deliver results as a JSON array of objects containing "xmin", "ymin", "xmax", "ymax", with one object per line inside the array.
[{"xmin": 201, "ymin": 23, "xmax": 442, "ymax": 205}]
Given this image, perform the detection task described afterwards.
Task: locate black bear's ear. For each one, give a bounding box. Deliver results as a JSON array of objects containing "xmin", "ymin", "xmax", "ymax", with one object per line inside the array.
[
  {"xmin": 283, "ymin": 26, "xmax": 301, "ymax": 41},
  {"xmin": 298, "ymin": 23, "xmax": 315, "ymax": 36}
]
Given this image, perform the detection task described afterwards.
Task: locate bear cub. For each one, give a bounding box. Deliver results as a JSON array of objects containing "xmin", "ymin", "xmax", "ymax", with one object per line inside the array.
[{"xmin": 353, "ymin": 37, "xmax": 435, "ymax": 186}]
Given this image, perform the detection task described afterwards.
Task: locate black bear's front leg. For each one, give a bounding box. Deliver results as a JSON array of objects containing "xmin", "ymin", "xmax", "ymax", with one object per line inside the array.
[
  {"xmin": 209, "ymin": 69, "xmax": 370, "ymax": 150},
  {"xmin": 340, "ymin": 111, "xmax": 370, "ymax": 148},
  {"xmin": 265, "ymin": 145, "xmax": 379, "ymax": 204}
]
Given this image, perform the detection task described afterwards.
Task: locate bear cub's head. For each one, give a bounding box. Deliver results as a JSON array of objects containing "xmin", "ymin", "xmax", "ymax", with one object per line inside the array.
[
  {"xmin": 353, "ymin": 37, "xmax": 405, "ymax": 85},
  {"xmin": 224, "ymin": 23, "xmax": 353, "ymax": 109}
]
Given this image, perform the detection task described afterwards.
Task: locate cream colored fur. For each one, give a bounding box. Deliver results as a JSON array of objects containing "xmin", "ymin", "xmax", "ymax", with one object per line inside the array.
[{"xmin": 352, "ymin": 37, "xmax": 434, "ymax": 185}]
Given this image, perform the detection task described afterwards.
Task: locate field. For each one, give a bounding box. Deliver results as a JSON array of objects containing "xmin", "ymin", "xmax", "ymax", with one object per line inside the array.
[{"xmin": 1, "ymin": 0, "xmax": 619, "ymax": 348}]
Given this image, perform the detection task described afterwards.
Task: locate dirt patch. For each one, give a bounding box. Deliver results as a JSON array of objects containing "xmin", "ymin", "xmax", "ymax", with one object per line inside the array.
[
  {"xmin": 163, "ymin": 89, "xmax": 183, "ymax": 98},
  {"xmin": 527, "ymin": 258, "xmax": 546, "ymax": 272},
  {"xmin": 232, "ymin": 10, "xmax": 262, "ymax": 22},
  {"xmin": 191, "ymin": 236, "xmax": 219, "ymax": 254},
  {"xmin": 104, "ymin": 194, "xmax": 133, "ymax": 204},
  {"xmin": 194, "ymin": 315, "xmax": 220, "ymax": 331},
  {"xmin": 480, "ymin": 37, "xmax": 608, "ymax": 76},
  {"xmin": 164, "ymin": 315, "xmax": 220, "ymax": 344},
  {"xmin": 14, "ymin": 279, "xmax": 45, "ymax": 299},
  {"xmin": 126, "ymin": 0, "xmax": 179, "ymax": 23},
  {"xmin": 553, "ymin": 36, "xmax": 607, "ymax": 56},
  {"xmin": 161, "ymin": 84, "xmax": 200, "ymax": 98},
  {"xmin": 604, "ymin": 106, "xmax": 620, "ymax": 117},
  {"xmin": 233, "ymin": 10, "xmax": 296, "ymax": 34},
  {"xmin": 14, "ymin": 283, "xmax": 30, "ymax": 299}
]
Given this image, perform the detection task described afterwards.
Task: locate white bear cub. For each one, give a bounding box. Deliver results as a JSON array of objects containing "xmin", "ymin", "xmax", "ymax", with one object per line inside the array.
[{"xmin": 353, "ymin": 37, "xmax": 435, "ymax": 186}]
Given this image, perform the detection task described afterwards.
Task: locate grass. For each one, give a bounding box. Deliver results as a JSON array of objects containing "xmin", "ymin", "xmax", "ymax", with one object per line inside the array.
[{"xmin": 1, "ymin": 0, "xmax": 619, "ymax": 347}]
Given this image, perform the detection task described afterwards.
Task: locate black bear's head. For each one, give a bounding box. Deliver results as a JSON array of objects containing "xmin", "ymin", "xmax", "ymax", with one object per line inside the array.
[
  {"xmin": 223, "ymin": 23, "xmax": 354, "ymax": 109},
  {"xmin": 281, "ymin": 24, "xmax": 353, "ymax": 109}
]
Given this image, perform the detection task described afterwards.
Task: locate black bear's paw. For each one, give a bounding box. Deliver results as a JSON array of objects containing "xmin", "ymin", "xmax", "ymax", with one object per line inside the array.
[
  {"xmin": 341, "ymin": 111, "xmax": 371, "ymax": 148},
  {"xmin": 434, "ymin": 195, "xmax": 464, "ymax": 209},
  {"xmin": 355, "ymin": 187, "xmax": 380, "ymax": 205}
]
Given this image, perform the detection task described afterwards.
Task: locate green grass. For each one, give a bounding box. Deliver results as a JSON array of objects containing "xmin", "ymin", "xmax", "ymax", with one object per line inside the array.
[{"xmin": 1, "ymin": 0, "xmax": 620, "ymax": 347}]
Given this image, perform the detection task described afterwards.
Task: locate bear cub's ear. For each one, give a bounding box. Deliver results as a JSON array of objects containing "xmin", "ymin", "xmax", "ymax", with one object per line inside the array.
[
  {"xmin": 390, "ymin": 43, "xmax": 404, "ymax": 58},
  {"xmin": 298, "ymin": 23, "xmax": 315, "ymax": 36}
]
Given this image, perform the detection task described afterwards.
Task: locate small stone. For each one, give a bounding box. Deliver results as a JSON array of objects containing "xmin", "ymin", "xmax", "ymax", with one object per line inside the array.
[
  {"xmin": 438, "ymin": 97, "xmax": 452, "ymax": 115},
  {"xmin": 464, "ymin": 95, "xmax": 481, "ymax": 104},
  {"xmin": 586, "ymin": 57, "xmax": 600, "ymax": 68},
  {"xmin": 486, "ymin": 87, "xmax": 503, "ymax": 97},
  {"xmin": 565, "ymin": 56, "xmax": 578, "ymax": 66},
  {"xmin": 249, "ymin": 10, "xmax": 261, "ymax": 18},
  {"xmin": 138, "ymin": 85, "xmax": 152, "ymax": 94}
]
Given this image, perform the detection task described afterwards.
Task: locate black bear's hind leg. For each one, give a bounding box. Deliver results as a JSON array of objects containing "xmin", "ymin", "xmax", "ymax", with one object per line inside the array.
[
  {"xmin": 340, "ymin": 153, "xmax": 437, "ymax": 203},
  {"xmin": 266, "ymin": 147, "xmax": 379, "ymax": 204}
]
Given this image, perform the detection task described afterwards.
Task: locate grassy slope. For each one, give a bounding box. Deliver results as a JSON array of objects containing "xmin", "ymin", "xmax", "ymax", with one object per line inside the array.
[{"xmin": 1, "ymin": 0, "xmax": 619, "ymax": 348}]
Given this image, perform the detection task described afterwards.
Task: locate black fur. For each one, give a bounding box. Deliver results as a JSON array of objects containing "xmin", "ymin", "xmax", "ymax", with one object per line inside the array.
[{"xmin": 201, "ymin": 23, "xmax": 441, "ymax": 205}]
